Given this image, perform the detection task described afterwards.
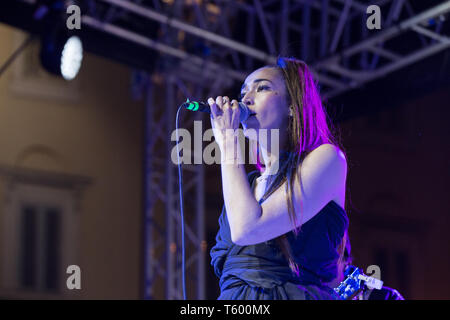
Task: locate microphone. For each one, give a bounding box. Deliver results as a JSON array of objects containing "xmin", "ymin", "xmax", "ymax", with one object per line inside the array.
[{"xmin": 181, "ymin": 99, "xmax": 251, "ymax": 123}]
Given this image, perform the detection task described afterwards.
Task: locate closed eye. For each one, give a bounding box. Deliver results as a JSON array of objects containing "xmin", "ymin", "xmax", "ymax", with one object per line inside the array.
[{"xmin": 239, "ymin": 85, "xmax": 270, "ymax": 100}]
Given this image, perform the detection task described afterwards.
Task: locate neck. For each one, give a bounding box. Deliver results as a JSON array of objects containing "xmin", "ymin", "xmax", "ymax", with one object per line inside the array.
[
  {"xmin": 259, "ymin": 139, "xmax": 288, "ymax": 177},
  {"xmin": 260, "ymin": 148, "xmax": 277, "ymax": 175}
]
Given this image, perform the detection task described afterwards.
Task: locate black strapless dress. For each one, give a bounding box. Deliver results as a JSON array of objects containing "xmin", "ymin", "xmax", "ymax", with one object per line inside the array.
[{"xmin": 210, "ymin": 170, "xmax": 349, "ymax": 300}]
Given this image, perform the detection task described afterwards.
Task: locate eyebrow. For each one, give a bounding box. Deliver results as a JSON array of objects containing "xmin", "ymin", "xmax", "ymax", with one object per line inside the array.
[{"xmin": 241, "ymin": 78, "xmax": 273, "ymax": 91}]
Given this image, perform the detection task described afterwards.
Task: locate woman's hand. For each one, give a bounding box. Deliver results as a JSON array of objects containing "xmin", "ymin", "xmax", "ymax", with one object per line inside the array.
[{"xmin": 207, "ymin": 96, "xmax": 241, "ymax": 154}]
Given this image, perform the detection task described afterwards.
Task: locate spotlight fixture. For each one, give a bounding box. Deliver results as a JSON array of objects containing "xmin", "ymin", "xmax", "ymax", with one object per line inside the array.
[
  {"xmin": 40, "ymin": 32, "xmax": 83, "ymax": 80},
  {"xmin": 38, "ymin": 0, "xmax": 83, "ymax": 80},
  {"xmin": 60, "ymin": 35, "xmax": 83, "ymax": 80}
]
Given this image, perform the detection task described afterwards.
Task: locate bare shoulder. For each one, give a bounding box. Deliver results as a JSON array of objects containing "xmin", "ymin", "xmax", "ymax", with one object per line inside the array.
[
  {"xmin": 234, "ymin": 143, "xmax": 348, "ymax": 245},
  {"xmin": 302, "ymin": 143, "xmax": 347, "ymax": 171},
  {"xmin": 299, "ymin": 143, "xmax": 347, "ymax": 208}
]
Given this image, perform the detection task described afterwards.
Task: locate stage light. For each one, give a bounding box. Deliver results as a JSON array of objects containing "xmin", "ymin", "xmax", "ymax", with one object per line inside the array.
[
  {"xmin": 40, "ymin": 30, "xmax": 83, "ymax": 80},
  {"xmin": 38, "ymin": 1, "xmax": 83, "ymax": 80},
  {"xmin": 60, "ymin": 35, "xmax": 83, "ymax": 80}
]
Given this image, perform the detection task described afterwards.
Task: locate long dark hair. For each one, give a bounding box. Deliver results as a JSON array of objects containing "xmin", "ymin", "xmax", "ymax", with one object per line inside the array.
[{"xmin": 254, "ymin": 57, "xmax": 348, "ymax": 275}]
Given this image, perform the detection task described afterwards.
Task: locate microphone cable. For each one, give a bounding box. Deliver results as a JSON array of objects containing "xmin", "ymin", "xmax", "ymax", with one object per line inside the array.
[
  {"xmin": 174, "ymin": 98, "xmax": 248, "ymax": 300},
  {"xmin": 175, "ymin": 105, "xmax": 187, "ymax": 300}
]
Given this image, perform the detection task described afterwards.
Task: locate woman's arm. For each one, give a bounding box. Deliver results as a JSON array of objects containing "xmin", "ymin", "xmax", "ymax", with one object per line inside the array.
[
  {"xmin": 226, "ymin": 143, "xmax": 347, "ymax": 246},
  {"xmin": 220, "ymin": 130, "xmax": 262, "ymax": 244},
  {"xmin": 207, "ymin": 96, "xmax": 263, "ymax": 244}
]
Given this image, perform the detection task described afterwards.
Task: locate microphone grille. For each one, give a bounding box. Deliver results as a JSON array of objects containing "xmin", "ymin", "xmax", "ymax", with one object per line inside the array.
[{"xmin": 238, "ymin": 102, "xmax": 250, "ymax": 122}]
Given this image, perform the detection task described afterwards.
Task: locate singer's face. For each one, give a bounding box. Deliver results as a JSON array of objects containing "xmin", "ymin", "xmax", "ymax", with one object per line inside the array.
[{"xmin": 240, "ymin": 67, "xmax": 290, "ymax": 142}]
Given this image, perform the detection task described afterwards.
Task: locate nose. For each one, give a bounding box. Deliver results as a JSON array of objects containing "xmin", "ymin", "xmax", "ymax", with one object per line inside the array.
[{"xmin": 242, "ymin": 94, "xmax": 253, "ymax": 106}]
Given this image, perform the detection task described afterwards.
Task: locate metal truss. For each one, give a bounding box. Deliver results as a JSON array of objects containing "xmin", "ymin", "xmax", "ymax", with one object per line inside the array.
[
  {"xmin": 313, "ymin": 0, "xmax": 450, "ymax": 98},
  {"xmin": 81, "ymin": 0, "xmax": 450, "ymax": 100}
]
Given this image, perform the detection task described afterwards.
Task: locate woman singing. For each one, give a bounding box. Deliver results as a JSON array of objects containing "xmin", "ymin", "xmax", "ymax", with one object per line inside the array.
[{"xmin": 208, "ymin": 57, "xmax": 348, "ymax": 300}]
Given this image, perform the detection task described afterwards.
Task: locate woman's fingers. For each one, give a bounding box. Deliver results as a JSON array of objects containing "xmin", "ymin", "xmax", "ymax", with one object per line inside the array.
[
  {"xmin": 230, "ymin": 99, "xmax": 240, "ymax": 124},
  {"xmin": 222, "ymin": 96, "xmax": 230, "ymax": 106},
  {"xmin": 207, "ymin": 97, "xmax": 218, "ymax": 118},
  {"xmin": 209, "ymin": 96, "xmax": 238, "ymax": 122},
  {"xmin": 222, "ymin": 96, "xmax": 231, "ymax": 117},
  {"xmin": 215, "ymin": 96, "xmax": 223, "ymax": 109}
]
